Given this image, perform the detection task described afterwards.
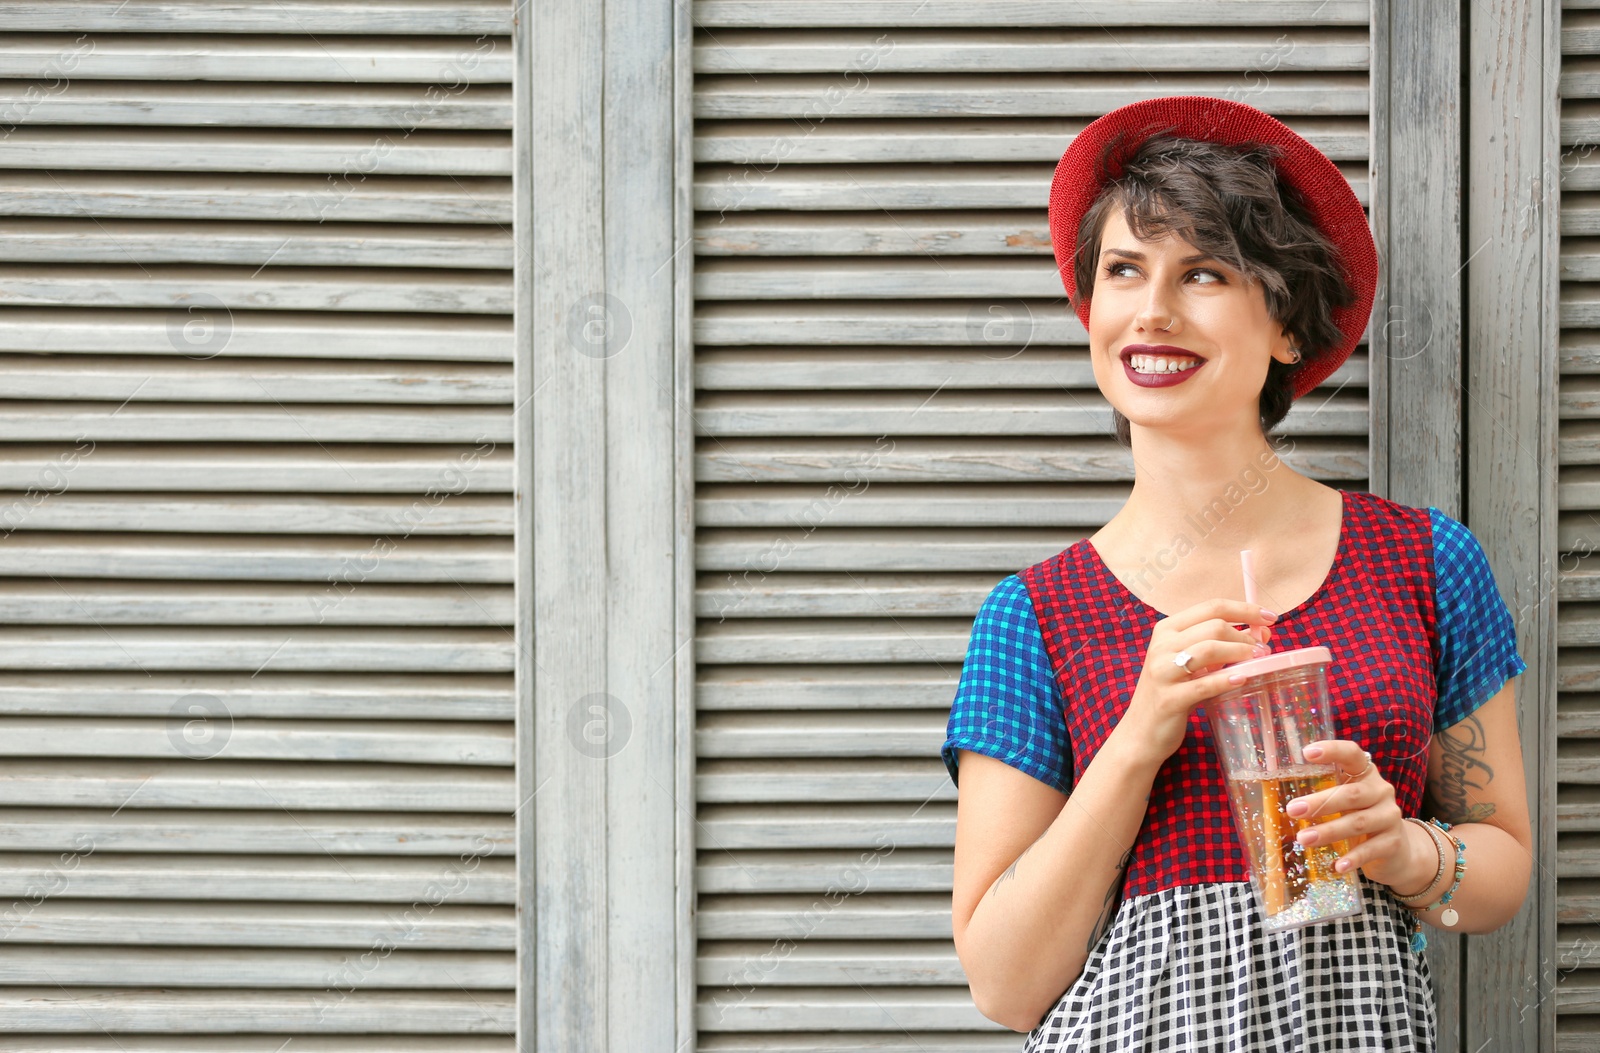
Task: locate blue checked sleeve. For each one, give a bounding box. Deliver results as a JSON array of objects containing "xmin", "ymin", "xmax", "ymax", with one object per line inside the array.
[
  {"xmin": 1429, "ymin": 508, "xmax": 1528, "ymax": 731},
  {"xmin": 941, "ymin": 574, "xmax": 1072, "ymax": 794}
]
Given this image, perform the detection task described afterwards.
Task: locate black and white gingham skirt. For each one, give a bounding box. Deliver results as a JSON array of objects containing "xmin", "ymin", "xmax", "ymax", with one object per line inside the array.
[{"xmin": 1022, "ymin": 874, "xmax": 1435, "ymax": 1052}]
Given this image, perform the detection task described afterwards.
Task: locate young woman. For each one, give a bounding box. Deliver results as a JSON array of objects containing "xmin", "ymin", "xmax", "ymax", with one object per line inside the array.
[{"xmin": 941, "ymin": 96, "xmax": 1533, "ymax": 1050}]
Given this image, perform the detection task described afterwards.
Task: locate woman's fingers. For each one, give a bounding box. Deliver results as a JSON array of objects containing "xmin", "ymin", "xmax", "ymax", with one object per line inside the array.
[
  {"xmin": 1174, "ymin": 637, "xmax": 1261, "ymax": 676},
  {"xmin": 1165, "ymin": 597, "xmax": 1279, "ymax": 635}
]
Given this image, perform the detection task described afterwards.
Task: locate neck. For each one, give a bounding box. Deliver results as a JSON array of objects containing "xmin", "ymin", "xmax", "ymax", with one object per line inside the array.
[{"xmin": 1116, "ymin": 418, "xmax": 1317, "ymax": 554}]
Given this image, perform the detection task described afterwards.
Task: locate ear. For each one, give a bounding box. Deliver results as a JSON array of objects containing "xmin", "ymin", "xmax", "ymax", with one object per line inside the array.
[{"xmin": 1270, "ymin": 327, "xmax": 1300, "ymax": 365}]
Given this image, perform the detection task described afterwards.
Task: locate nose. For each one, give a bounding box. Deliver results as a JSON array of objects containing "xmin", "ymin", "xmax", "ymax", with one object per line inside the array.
[
  {"xmin": 1136, "ymin": 298, "xmax": 1176, "ymax": 333},
  {"xmin": 1132, "ymin": 286, "xmax": 1184, "ymax": 332}
]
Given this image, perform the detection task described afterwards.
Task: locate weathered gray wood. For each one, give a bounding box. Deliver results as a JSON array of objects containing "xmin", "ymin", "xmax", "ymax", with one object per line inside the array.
[
  {"xmin": 0, "ymin": 946, "xmax": 513, "ymax": 988},
  {"xmin": 695, "ymin": 986, "xmax": 987, "ymax": 1032},
  {"xmin": 510, "ymin": 13, "xmax": 539, "ymax": 1050},
  {"xmin": 696, "ymin": 210, "xmax": 1061, "ymax": 256},
  {"xmin": 0, "ymin": 627, "xmax": 514, "ymax": 672},
  {"xmin": 694, "ymin": 73, "xmax": 1370, "ymax": 120},
  {"xmin": 0, "ymin": 809, "xmax": 513, "ymax": 855},
  {"xmin": 0, "ymin": 851, "xmax": 514, "ymax": 903},
  {"xmin": 695, "ymin": 617, "xmax": 968, "ymax": 664},
  {"xmin": 694, "ymin": 28, "xmax": 1367, "ymax": 73},
  {"xmin": 695, "ymin": 346, "xmax": 1368, "ymax": 387},
  {"xmin": 0, "ymin": 989, "xmax": 514, "ymax": 1033},
  {"xmin": 698, "ymin": 713, "xmax": 946, "ymax": 756},
  {"xmin": 697, "ymin": 759, "xmax": 955, "ymax": 802},
  {"xmin": 696, "ymin": 848, "xmax": 954, "ymax": 893},
  {"xmin": 698, "ymin": 940, "xmax": 963, "ymax": 986},
  {"xmin": 0, "ymin": 535, "xmax": 511, "ymax": 581},
  {"xmin": 696, "ymin": 162, "xmax": 1370, "ymax": 212},
  {"xmin": 1566, "ymin": 153, "xmax": 1600, "ymax": 191},
  {"xmin": 696, "ymin": 436, "xmax": 1367, "ymax": 483},
  {"xmin": 695, "ymin": 300, "xmax": 1078, "ymax": 345},
  {"xmin": 0, "ymin": 1040, "xmax": 519, "ymax": 1053},
  {"xmin": 1555, "ymin": 4, "xmax": 1593, "ymax": 1036},
  {"xmin": 697, "ymin": 803, "xmax": 954, "ymax": 850},
  {"xmin": 1, "ymin": 900, "xmax": 513, "ymax": 948},
  {"xmin": 1375, "ymin": 0, "xmax": 1467, "ymax": 1036},
  {"xmin": 0, "ymin": 672, "xmax": 513, "ymax": 719},
  {"xmin": 697, "ymin": 571, "xmax": 996, "ymax": 617},
  {"xmin": 529, "ymin": 0, "xmax": 608, "ymax": 1047},
  {"xmin": 0, "ymin": 82, "xmax": 510, "ymax": 129},
  {"xmin": 0, "ymin": 761, "xmax": 511, "ymax": 811},
  {"xmin": 691, "ymin": 1, "xmax": 1369, "ymax": 26},
  {"xmin": 696, "ymin": 526, "xmax": 1081, "ymax": 572},
  {"xmin": 2, "ymin": 2, "xmax": 514, "ymax": 33},
  {"xmin": 0, "ymin": 172, "xmax": 511, "ymax": 225},
  {"xmin": 0, "ymin": 404, "xmax": 510, "ymax": 443},
  {"xmin": 695, "ymin": 256, "xmax": 1060, "ymax": 299},
  {"xmin": 0, "ymin": 494, "xmax": 511, "ymax": 535},
  {"xmin": 693, "ymin": 390, "xmax": 1368, "ymax": 437},
  {"xmin": 0, "ymin": 445, "xmax": 513, "ymax": 493},
  {"xmin": 697, "ymin": 482, "xmax": 1130, "ymax": 527},
  {"xmin": 0, "ymin": 580, "xmax": 511, "ymax": 625},
  {"xmin": 695, "ymin": 116, "xmax": 1369, "ymax": 165},
  {"xmin": 0, "ymin": 265, "xmax": 511, "ymax": 314},
  {"xmin": 695, "ymin": 1035, "xmax": 1016, "ymax": 1052},
  {"xmin": 698, "ymin": 893, "xmax": 950, "ymax": 939},
  {"xmin": 673, "ymin": 4, "xmax": 700, "ymax": 1049},
  {"xmin": 0, "ymin": 307, "xmax": 513, "ymax": 360},
  {"xmin": 0, "ymin": 717, "xmax": 510, "ymax": 763},
  {"xmin": 696, "ymin": 665, "xmax": 957, "ymax": 711},
  {"xmin": 0, "ymin": 35, "xmax": 512, "ymax": 83},
  {"xmin": 0, "ymin": 128, "xmax": 511, "ymax": 176},
  {"xmin": 0, "ymin": 354, "xmax": 512, "ymax": 402},
  {"xmin": 1567, "ymin": 11, "xmax": 1600, "ymax": 56},
  {"xmin": 0, "ymin": 219, "xmax": 513, "ymax": 269},
  {"xmin": 604, "ymin": 0, "xmax": 685, "ymax": 1048}
]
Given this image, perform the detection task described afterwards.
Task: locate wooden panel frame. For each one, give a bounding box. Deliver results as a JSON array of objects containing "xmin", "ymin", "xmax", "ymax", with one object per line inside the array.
[
  {"xmin": 520, "ymin": 0, "xmax": 688, "ymax": 1049},
  {"xmin": 1465, "ymin": 0, "xmax": 1559, "ymax": 1050},
  {"xmin": 1371, "ymin": 0, "xmax": 1467, "ymax": 1042}
]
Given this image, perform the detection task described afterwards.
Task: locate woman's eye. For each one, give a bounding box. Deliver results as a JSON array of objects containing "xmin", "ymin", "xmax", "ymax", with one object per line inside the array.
[
  {"xmin": 1189, "ymin": 268, "xmax": 1224, "ymax": 284},
  {"xmin": 1105, "ymin": 262, "xmax": 1135, "ymax": 278}
]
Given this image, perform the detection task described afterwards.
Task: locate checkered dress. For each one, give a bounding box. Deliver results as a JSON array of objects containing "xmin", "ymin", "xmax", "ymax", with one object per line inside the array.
[{"xmin": 943, "ymin": 491, "xmax": 1526, "ymax": 1051}]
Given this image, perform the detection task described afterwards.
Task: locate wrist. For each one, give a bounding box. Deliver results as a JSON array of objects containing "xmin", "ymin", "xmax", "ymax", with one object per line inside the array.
[
  {"xmin": 1103, "ymin": 717, "xmax": 1170, "ymax": 779},
  {"xmin": 1392, "ymin": 818, "xmax": 1445, "ymax": 899}
]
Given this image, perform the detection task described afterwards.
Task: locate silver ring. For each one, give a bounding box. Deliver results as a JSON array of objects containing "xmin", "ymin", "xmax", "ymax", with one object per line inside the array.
[
  {"xmin": 1173, "ymin": 650, "xmax": 1195, "ymax": 676},
  {"xmin": 1342, "ymin": 753, "xmax": 1373, "ymax": 782}
]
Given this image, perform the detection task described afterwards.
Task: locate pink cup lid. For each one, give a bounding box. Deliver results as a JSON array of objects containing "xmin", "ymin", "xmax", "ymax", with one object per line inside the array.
[{"xmin": 1223, "ymin": 644, "xmax": 1332, "ymax": 681}]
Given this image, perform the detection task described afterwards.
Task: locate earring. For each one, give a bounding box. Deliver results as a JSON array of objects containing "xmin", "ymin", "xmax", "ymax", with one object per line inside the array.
[{"xmin": 1287, "ymin": 344, "xmax": 1302, "ymax": 364}]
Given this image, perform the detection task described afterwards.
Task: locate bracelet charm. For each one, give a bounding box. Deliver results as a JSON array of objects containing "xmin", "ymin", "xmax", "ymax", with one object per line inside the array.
[{"xmin": 1402, "ymin": 818, "xmax": 1467, "ymax": 952}]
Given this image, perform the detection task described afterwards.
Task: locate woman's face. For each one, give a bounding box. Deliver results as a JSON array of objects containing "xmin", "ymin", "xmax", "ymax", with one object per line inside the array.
[{"xmin": 1086, "ymin": 207, "xmax": 1296, "ymax": 438}]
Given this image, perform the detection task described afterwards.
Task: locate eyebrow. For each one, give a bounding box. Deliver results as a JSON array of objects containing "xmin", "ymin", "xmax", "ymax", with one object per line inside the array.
[{"xmin": 1100, "ymin": 247, "xmax": 1219, "ymax": 265}]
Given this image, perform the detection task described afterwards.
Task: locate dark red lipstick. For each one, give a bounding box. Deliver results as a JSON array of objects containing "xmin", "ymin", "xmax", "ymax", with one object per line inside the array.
[{"xmin": 1119, "ymin": 344, "xmax": 1207, "ymax": 389}]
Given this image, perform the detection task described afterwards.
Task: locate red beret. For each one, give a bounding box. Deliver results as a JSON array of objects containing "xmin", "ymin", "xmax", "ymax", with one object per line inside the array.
[{"xmin": 1048, "ymin": 95, "xmax": 1378, "ymax": 400}]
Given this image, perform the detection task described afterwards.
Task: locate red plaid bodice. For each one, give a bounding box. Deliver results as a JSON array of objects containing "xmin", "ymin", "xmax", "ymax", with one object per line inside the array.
[{"xmin": 1016, "ymin": 489, "xmax": 1439, "ymax": 897}]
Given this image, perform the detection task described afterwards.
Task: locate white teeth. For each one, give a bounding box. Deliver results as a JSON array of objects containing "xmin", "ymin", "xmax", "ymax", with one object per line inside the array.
[{"xmin": 1130, "ymin": 354, "xmax": 1201, "ymax": 375}]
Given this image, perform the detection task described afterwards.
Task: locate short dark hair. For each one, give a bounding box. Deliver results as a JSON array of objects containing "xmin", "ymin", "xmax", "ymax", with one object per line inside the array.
[{"xmin": 1069, "ymin": 134, "xmax": 1356, "ymax": 447}]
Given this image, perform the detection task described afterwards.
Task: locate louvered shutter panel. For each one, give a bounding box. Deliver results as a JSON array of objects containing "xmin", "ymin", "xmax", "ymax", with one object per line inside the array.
[
  {"xmin": 1561, "ymin": 3, "xmax": 1600, "ymax": 1041},
  {"xmin": 691, "ymin": 2, "xmax": 1374, "ymax": 1045},
  {"xmin": 0, "ymin": 4, "xmax": 518, "ymax": 1044}
]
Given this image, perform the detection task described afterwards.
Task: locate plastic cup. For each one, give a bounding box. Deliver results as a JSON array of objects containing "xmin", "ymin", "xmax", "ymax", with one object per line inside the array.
[{"xmin": 1204, "ymin": 645, "xmax": 1364, "ymax": 931}]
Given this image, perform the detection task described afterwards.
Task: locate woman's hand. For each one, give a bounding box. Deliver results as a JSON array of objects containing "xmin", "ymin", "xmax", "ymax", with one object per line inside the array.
[
  {"xmin": 1285, "ymin": 739, "xmax": 1430, "ymax": 891},
  {"xmin": 1120, "ymin": 599, "xmax": 1279, "ymax": 764}
]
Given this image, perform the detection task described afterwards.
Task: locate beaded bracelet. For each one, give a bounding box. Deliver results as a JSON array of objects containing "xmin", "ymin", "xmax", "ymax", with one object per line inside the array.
[
  {"xmin": 1402, "ymin": 818, "xmax": 1467, "ymax": 953},
  {"xmin": 1393, "ymin": 817, "xmax": 1449, "ymax": 904}
]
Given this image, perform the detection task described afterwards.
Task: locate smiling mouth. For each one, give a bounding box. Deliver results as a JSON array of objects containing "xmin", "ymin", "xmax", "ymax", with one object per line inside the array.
[{"xmin": 1119, "ymin": 345, "xmax": 1205, "ymax": 374}]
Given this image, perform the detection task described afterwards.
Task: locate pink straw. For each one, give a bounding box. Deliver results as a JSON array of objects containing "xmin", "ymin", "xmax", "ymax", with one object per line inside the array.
[{"xmin": 1240, "ymin": 550, "xmax": 1279, "ymax": 771}]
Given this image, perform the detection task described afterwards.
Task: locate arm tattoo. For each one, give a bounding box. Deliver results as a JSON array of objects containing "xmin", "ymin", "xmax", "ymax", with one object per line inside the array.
[
  {"xmin": 1086, "ymin": 844, "xmax": 1135, "ymax": 954},
  {"xmin": 990, "ymin": 830, "xmax": 1046, "ymax": 897},
  {"xmin": 1424, "ymin": 713, "xmax": 1497, "ymax": 824}
]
